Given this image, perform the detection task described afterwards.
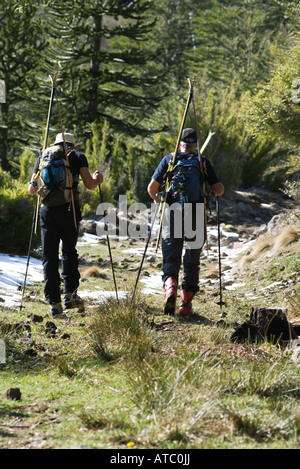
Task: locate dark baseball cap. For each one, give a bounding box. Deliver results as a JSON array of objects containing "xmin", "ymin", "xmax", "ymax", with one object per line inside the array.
[{"xmin": 181, "ymin": 128, "xmax": 197, "ymax": 144}]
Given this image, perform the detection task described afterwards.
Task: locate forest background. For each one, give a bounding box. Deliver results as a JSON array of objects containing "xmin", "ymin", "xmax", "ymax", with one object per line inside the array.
[{"xmin": 0, "ymin": 0, "xmax": 299, "ymax": 254}]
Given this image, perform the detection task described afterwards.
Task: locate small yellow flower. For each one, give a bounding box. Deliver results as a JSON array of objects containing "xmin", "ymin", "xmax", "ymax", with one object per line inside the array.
[{"xmin": 127, "ymin": 441, "xmax": 135, "ymax": 448}]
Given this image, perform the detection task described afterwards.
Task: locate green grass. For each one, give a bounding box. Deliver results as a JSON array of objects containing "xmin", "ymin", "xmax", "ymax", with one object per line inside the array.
[
  {"xmin": 0, "ymin": 231, "xmax": 299, "ymax": 449},
  {"xmin": 261, "ymin": 250, "xmax": 300, "ymax": 283}
]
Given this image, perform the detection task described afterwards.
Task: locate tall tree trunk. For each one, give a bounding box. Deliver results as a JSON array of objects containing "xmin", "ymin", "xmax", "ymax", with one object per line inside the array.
[
  {"xmin": 0, "ymin": 102, "xmax": 8, "ymax": 170},
  {"xmin": 87, "ymin": 14, "xmax": 102, "ymax": 122}
]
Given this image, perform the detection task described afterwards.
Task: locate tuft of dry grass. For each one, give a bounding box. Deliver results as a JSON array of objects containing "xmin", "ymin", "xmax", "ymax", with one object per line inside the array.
[
  {"xmin": 238, "ymin": 240, "xmax": 270, "ymax": 268},
  {"xmin": 203, "ymin": 265, "xmax": 219, "ymax": 278},
  {"xmin": 81, "ymin": 265, "xmax": 110, "ymax": 279},
  {"xmin": 238, "ymin": 226, "xmax": 298, "ymax": 268},
  {"xmin": 272, "ymin": 226, "xmax": 298, "ymax": 252}
]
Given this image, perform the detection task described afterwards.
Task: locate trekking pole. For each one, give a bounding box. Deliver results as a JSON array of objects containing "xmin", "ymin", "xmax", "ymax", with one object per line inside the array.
[
  {"xmin": 131, "ymin": 203, "xmax": 159, "ymax": 302},
  {"xmin": 216, "ymin": 195, "xmax": 225, "ymax": 309},
  {"xmin": 19, "ymin": 201, "xmax": 38, "ymax": 310},
  {"xmin": 155, "ymin": 77, "xmax": 195, "ymax": 252},
  {"xmin": 98, "ymin": 185, "xmax": 119, "ymax": 303}
]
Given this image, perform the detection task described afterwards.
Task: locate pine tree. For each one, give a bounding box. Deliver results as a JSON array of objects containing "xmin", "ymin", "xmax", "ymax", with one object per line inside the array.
[
  {"xmin": 44, "ymin": 0, "xmax": 161, "ymax": 138},
  {"xmin": 0, "ymin": 1, "xmax": 47, "ymax": 169},
  {"xmin": 190, "ymin": 0, "xmax": 287, "ymax": 94},
  {"xmin": 149, "ymin": 0, "xmax": 199, "ymax": 87},
  {"xmin": 242, "ymin": 39, "xmax": 300, "ymax": 147}
]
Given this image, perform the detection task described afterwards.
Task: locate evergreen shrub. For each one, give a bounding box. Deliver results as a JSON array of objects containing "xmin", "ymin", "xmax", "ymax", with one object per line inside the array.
[{"xmin": 0, "ymin": 173, "xmax": 40, "ymax": 254}]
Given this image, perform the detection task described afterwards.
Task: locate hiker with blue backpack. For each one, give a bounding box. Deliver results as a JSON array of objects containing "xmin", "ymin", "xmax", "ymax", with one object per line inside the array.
[
  {"xmin": 148, "ymin": 128, "xmax": 224, "ymax": 317},
  {"xmin": 28, "ymin": 132, "xmax": 103, "ymax": 318}
]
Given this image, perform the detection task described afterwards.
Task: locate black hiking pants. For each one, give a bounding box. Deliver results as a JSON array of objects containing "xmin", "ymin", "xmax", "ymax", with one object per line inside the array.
[
  {"xmin": 40, "ymin": 202, "xmax": 81, "ymax": 304},
  {"xmin": 161, "ymin": 202, "xmax": 205, "ymax": 292}
]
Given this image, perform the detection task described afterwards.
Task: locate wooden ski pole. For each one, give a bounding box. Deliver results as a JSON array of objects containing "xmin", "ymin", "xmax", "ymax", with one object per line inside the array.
[
  {"xmin": 19, "ymin": 200, "xmax": 38, "ymax": 310},
  {"xmin": 34, "ymin": 72, "xmax": 59, "ymax": 234}
]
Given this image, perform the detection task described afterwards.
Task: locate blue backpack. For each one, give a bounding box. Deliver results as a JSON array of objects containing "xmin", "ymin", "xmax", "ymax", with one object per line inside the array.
[
  {"xmin": 40, "ymin": 145, "xmax": 74, "ymax": 207},
  {"xmin": 167, "ymin": 153, "xmax": 204, "ymax": 206}
]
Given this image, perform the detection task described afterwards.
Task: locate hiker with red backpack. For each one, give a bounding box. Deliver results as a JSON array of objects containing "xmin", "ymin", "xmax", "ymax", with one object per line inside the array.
[
  {"xmin": 148, "ymin": 128, "xmax": 224, "ymax": 317},
  {"xmin": 28, "ymin": 132, "xmax": 103, "ymax": 318}
]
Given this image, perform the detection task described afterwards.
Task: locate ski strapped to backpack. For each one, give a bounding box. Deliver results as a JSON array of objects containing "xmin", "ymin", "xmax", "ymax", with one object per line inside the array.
[
  {"xmin": 34, "ymin": 72, "xmax": 58, "ymax": 234},
  {"xmin": 21, "ymin": 72, "xmax": 59, "ymax": 309},
  {"xmin": 155, "ymin": 77, "xmax": 215, "ymax": 252},
  {"xmin": 34, "ymin": 72, "xmax": 77, "ymax": 230},
  {"xmin": 191, "ymin": 93, "xmax": 216, "ymax": 249}
]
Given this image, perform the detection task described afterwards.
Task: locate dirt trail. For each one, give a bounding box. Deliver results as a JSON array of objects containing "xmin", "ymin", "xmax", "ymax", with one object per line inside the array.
[{"xmin": 0, "ymin": 187, "xmax": 297, "ymax": 310}]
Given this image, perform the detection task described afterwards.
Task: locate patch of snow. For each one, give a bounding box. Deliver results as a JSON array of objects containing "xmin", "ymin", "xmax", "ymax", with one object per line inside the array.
[
  {"xmin": 140, "ymin": 272, "xmax": 163, "ymax": 295},
  {"xmin": 0, "ymin": 253, "xmax": 43, "ymax": 308},
  {"xmin": 79, "ymin": 289, "xmax": 127, "ymax": 303},
  {"xmin": 123, "ymin": 246, "xmax": 162, "ymax": 258},
  {"xmin": 224, "ymin": 282, "xmax": 246, "ymax": 291},
  {"xmin": 77, "ymin": 232, "xmax": 105, "ymax": 245},
  {"xmin": 261, "ymin": 281, "xmax": 283, "ymax": 290}
]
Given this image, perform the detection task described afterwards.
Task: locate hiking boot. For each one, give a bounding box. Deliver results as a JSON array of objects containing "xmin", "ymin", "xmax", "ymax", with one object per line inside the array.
[
  {"xmin": 64, "ymin": 292, "xmax": 84, "ymax": 310},
  {"xmin": 163, "ymin": 278, "xmax": 178, "ymax": 315},
  {"xmin": 50, "ymin": 302, "xmax": 65, "ymax": 319},
  {"xmin": 179, "ymin": 290, "xmax": 195, "ymax": 316}
]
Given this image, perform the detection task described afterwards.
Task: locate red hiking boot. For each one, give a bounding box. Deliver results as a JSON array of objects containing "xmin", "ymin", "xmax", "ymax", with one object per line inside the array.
[
  {"xmin": 179, "ymin": 290, "xmax": 195, "ymax": 316},
  {"xmin": 163, "ymin": 278, "xmax": 178, "ymax": 315}
]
